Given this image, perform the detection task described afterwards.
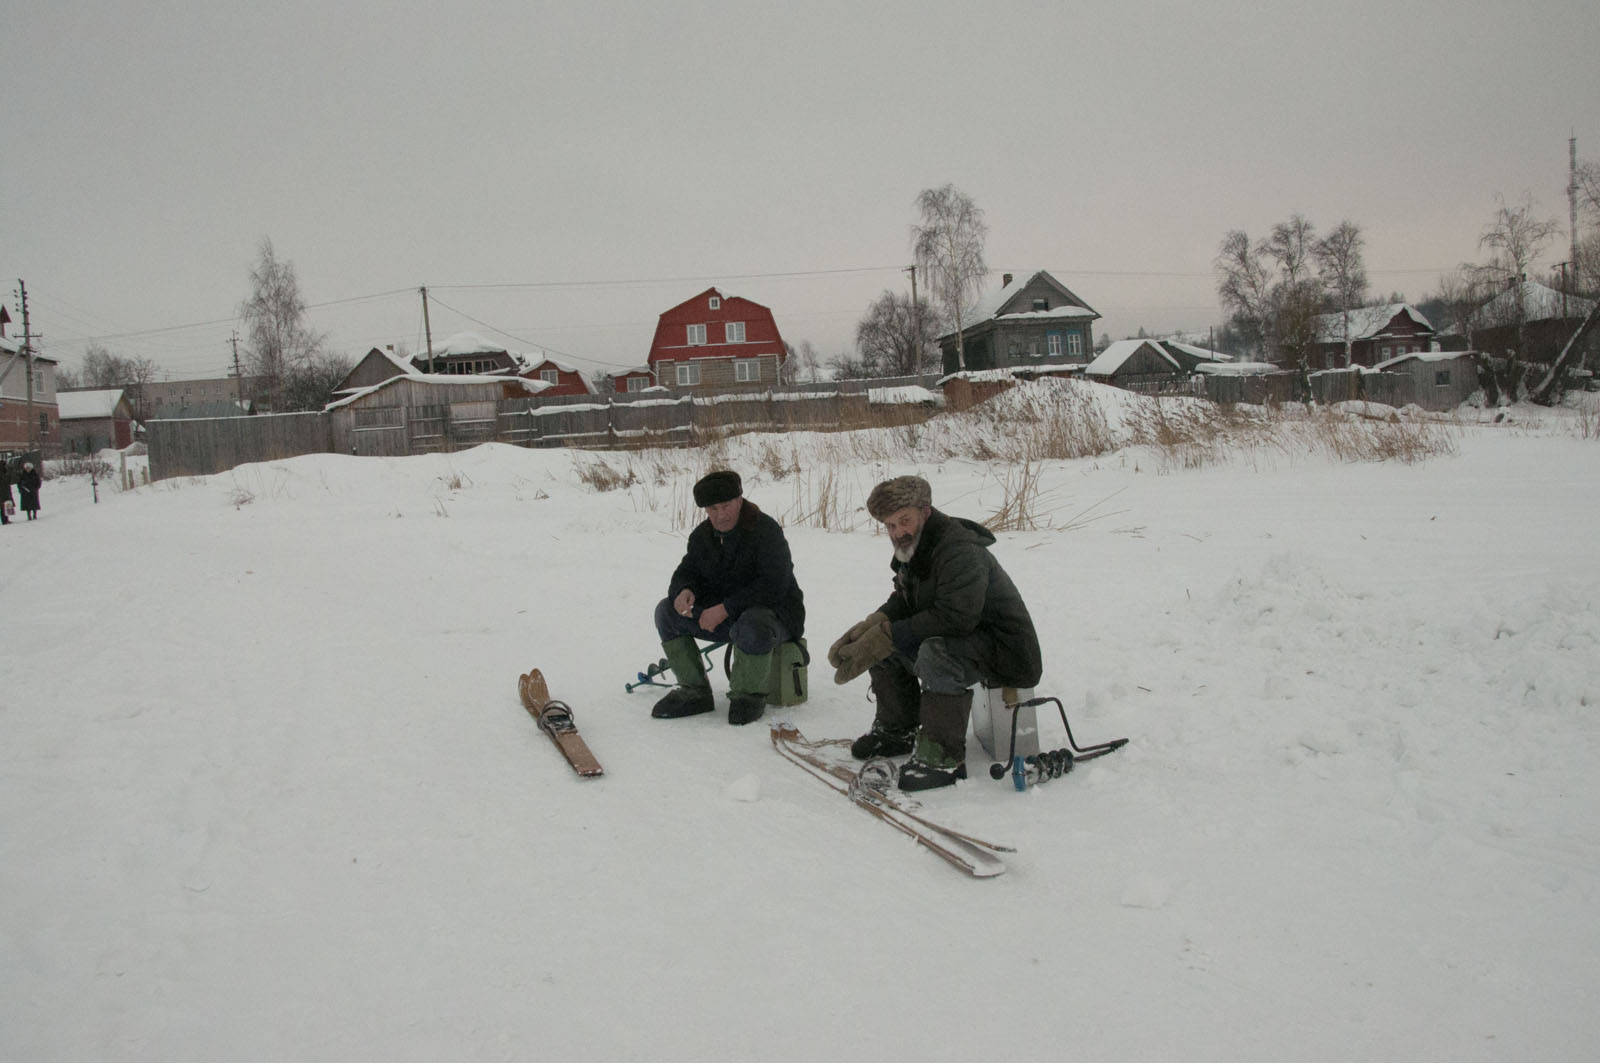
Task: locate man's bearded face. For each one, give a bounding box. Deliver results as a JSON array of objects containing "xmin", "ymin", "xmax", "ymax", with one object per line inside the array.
[{"xmin": 882, "ymin": 506, "xmax": 930, "ymax": 555}]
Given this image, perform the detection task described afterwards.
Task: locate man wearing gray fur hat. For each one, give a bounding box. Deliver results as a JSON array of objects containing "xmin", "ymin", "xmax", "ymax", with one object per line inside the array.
[
  {"xmin": 651, "ymin": 469, "xmax": 806, "ymax": 725},
  {"xmin": 828, "ymin": 474, "xmax": 1042, "ymax": 791}
]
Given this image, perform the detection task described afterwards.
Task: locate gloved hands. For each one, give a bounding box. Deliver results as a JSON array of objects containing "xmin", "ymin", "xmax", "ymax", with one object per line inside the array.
[
  {"xmin": 829, "ymin": 612, "xmax": 887, "ymax": 668},
  {"xmin": 829, "ymin": 617, "xmax": 895, "ymax": 685}
]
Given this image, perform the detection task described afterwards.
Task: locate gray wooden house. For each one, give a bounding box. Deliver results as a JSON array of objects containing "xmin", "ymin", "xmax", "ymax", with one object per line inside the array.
[
  {"xmin": 328, "ymin": 374, "xmax": 548, "ymax": 456},
  {"xmin": 938, "ymin": 270, "xmax": 1100, "ymax": 375}
]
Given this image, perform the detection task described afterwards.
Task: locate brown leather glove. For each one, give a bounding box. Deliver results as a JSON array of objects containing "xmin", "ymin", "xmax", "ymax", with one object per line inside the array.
[
  {"xmin": 828, "ymin": 611, "xmax": 888, "ymax": 668},
  {"xmin": 831, "ymin": 620, "xmax": 894, "ymax": 685}
]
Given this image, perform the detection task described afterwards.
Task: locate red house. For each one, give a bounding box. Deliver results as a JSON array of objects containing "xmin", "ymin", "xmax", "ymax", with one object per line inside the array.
[
  {"xmin": 608, "ymin": 366, "xmax": 660, "ymax": 394},
  {"xmin": 647, "ymin": 287, "xmax": 787, "ymax": 391},
  {"xmin": 520, "ymin": 356, "xmax": 595, "ymax": 397}
]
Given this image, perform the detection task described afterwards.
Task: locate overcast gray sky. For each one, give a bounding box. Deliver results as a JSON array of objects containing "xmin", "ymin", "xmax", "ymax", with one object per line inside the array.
[{"xmin": 4, "ymin": 0, "xmax": 1596, "ymax": 381}]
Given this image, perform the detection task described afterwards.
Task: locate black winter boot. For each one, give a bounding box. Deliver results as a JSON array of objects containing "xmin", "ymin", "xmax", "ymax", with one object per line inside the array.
[
  {"xmin": 897, "ymin": 690, "xmax": 974, "ymax": 791},
  {"xmin": 850, "ymin": 726, "xmax": 915, "ymax": 759},
  {"xmin": 851, "ymin": 664, "xmax": 920, "ymax": 759}
]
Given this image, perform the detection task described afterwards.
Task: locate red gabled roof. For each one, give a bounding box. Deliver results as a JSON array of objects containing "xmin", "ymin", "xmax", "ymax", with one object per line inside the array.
[{"xmin": 648, "ymin": 287, "xmax": 786, "ymax": 366}]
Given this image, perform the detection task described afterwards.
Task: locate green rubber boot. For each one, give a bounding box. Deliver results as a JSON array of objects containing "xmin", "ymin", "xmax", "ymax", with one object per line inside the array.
[
  {"xmin": 727, "ymin": 648, "xmax": 772, "ymax": 726},
  {"xmin": 652, "ymin": 637, "xmax": 714, "ymax": 719}
]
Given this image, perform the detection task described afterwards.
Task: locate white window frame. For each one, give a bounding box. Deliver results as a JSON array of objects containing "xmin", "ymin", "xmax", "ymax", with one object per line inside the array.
[
  {"xmin": 1067, "ymin": 333, "xmax": 1083, "ymax": 357},
  {"xmin": 676, "ymin": 361, "xmax": 701, "ymax": 386},
  {"xmin": 725, "ymin": 321, "xmax": 746, "ymax": 343},
  {"xmin": 626, "ymin": 376, "xmax": 647, "ymax": 393},
  {"xmin": 735, "ymin": 358, "xmax": 760, "ymax": 383},
  {"xmin": 540, "ymin": 368, "xmax": 559, "ymax": 384},
  {"xmin": 1047, "ymin": 333, "xmax": 1062, "ymax": 357},
  {"xmin": 687, "ymin": 323, "xmax": 706, "ymax": 346},
  {"xmin": 709, "ymin": 296, "xmax": 720, "ymax": 310}
]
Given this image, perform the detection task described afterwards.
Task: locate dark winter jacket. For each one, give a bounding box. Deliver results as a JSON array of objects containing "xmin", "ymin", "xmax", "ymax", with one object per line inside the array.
[
  {"xmin": 0, "ymin": 461, "xmax": 12, "ymax": 503},
  {"xmin": 669, "ymin": 499, "xmax": 805, "ymax": 638},
  {"xmin": 877, "ymin": 508, "xmax": 1042, "ymax": 688},
  {"xmin": 16, "ymin": 467, "xmax": 41, "ymax": 511}
]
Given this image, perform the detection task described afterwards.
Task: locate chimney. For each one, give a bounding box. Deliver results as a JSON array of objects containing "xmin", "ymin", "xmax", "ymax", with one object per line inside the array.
[{"xmin": 1002, "ymin": 273, "xmax": 1013, "ymax": 287}]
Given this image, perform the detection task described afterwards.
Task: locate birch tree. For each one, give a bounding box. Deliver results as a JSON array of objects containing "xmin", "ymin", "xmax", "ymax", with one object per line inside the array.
[
  {"xmin": 1313, "ymin": 221, "xmax": 1368, "ymax": 367},
  {"xmin": 911, "ymin": 184, "xmax": 987, "ymax": 372},
  {"xmin": 239, "ymin": 238, "xmax": 326, "ymax": 410}
]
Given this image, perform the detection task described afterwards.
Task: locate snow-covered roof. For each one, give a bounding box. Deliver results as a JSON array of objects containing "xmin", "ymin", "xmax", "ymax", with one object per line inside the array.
[
  {"xmin": 1195, "ymin": 361, "xmax": 1281, "ymax": 375},
  {"xmin": 325, "ymin": 373, "xmax": 550, "ymax": 410},
  {"xmin": 427, "ymin": 332, "xmax": 509, "ymax": 357},
  {"xmin": 0, "ymin": 333, "xmax": 18, "ymax": 354},
  {"xmin": 1162, "ymin": 340, "xmax": 1229, "ymax": 363},
  {"xmin": 1469, "ymin": 282, "xmax": 1596, "ymax": 327},
  {"xmin": 57, "ymin": 388, "xmax": 127, "ymax": 419},
  {"xmin": 1314, "ymin": 304, "xmax": 1433, "ymax": 344},
  {"xmin": 1371, "ymin": 349, "xmax": 1474, "ymax": 371},
  {"xmin": 959, "ymin": 270, "xmax": 1098, "ymax": 330},
  {"xmin": 868, "ymin": 385, "xmax": 940, "ymax": 405},
  {"xmin": 1085, "ymin": 340, "xmax": 1178, "ymax": 376},
  {"xmin": 374, "ymin": 347, "xmax": 421, "ymax": 376}
]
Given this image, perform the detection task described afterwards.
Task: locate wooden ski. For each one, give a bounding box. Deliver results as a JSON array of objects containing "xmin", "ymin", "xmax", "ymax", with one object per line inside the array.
[
  {"xmin": 771, "ymin": 724, "xmax": 1010, "ymax": 877},
  {"xmin": 519, "ymin": 668, "xmax": 603, "ymax": 777}
]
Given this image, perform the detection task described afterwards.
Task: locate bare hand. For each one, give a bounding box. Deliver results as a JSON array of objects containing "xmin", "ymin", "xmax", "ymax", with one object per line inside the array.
[
  {"xmin": 674, "ymin": 589, "xmax": 696, "ymax": 617},
  {"xmin": 697, "ymin": 603, "xmax": 729, "ymax": 632}
]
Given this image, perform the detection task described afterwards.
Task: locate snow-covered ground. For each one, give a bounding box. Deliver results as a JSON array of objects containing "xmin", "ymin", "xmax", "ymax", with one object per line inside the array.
[{"xmin": 3, "ymin": 385, "xmax": 1598, "ymax": 1061}]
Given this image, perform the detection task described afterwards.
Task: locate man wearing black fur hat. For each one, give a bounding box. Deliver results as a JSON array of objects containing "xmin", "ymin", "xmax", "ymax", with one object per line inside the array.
[
  {"xmin": 651, "ymin": 469, "xmax": 805, "ymax": 725},
  {"xmin": 828, "ymin": 474, "xmax": 1042, "ymax": 791}
]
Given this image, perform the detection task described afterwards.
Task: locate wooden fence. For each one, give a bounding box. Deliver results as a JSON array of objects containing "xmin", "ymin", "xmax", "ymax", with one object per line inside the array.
[
  {"xmin": 149, "ymin": 378, "xmax": 940, "ymax": 480},
  {"xmin": 148, "ymin": 412, "xmax": 332, "ymax": 480}
]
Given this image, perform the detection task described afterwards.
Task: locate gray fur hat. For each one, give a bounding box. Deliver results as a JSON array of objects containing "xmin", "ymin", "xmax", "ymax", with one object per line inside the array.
[
  {"xmin": 693, "ymin": 469, "xmax": 742, "ymax": 507},
  {"xmin": 866, "ymin": 475, "xmax": 932, "ymax": 521}
]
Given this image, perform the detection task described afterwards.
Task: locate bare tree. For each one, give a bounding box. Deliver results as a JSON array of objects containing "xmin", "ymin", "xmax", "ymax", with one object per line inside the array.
[
  {"xmin": 1313, "ymin": 221, "xmax": 1368, "ymax": 367},
  {"xmin": 278, "ymin": 353, "xmax": 354, "ymax": 412},
  {"xmin": 1477, "ymin": 193, "xmax": 1561, "ymax": 359},
  {"xmin": 911, "ymin": 184, "xmax": 987, "ymax": 371},
  {"xmin": 1435, "ymin": 267, "xmax": 1494, "ymax": 350},
  {"xmin": 1214, "ymin": 230, "xmax": 1275, "ymax": 358},
  {"xmin": 854, "ymin": 290, "xmax": 940, "ymax": 377},
  {"xmin": 239, "ymin": 238, "xmax": 326, "ymax": 411},
  {"xmin": 77, "ymin": 342, "xmax": 160, "ymax": 420}
]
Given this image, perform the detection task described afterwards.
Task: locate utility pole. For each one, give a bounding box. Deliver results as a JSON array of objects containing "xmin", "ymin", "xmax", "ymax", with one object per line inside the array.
[
  {"xmin": 18, "ymin": 279, "xmax": 38, "ymax": 457},
  {"xmin": 230, "ymin": 331, "xmax": 246, "ymax": 407},
  {"xmin": 904, "ymin": 264, "xmax": 921, "ymax": 376},
  {"xmin": 420, "ymin": 286, "xmax": 435, "ymax": 373},
  {"xmin": 1569, "ymin": 135, "xmax": 1579, "ymax": 298}
]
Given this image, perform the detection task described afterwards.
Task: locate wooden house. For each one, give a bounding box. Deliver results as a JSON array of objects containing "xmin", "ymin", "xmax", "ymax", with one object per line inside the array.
[
  {"xmin": 1366, "ymin": 351, "xmax": 1481, "ymax": 411},
  {"xmin": 1467, "ymin": 281, "xmax": 1597, "ymax": 363},
  {"xmin": 1309, "ymin": 304, "xmax": 1436, "ymax": 369},
  {"xmin": 335, "ymin": 347, "xmax": 419, "ymax": 396},
  {"xmin": 411, "ymin": 333, "xmax": 520, "ymax": 376},
  {"xmin": 647, "ymin": 288, "xmax": 787, "ymax": 392},
  {"xmin": 327, "ymin": 374, "xmax": 548, "ymax": 456},
  {"xmin": 608, "ymin": 366, "xmax": 659, "ymax": 394},
  {"xmin": 1084, "ymin": 339, "xmax": 1184, "ymax": 389},
  {"xmin": 520, "ymin": 356, "xmax": 595, "ymax": 397},
  {"xmin": 937, "ymin": 270, "xmax": 1099, "ymax": 375},
  {"xmin": 57, "ymin": 388, "xmax": 136, "ymax": 453}
]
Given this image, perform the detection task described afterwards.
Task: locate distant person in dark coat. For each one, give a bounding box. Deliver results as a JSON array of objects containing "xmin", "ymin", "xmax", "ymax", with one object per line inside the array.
[
  {"xmin": 650, "ymin": 469, "xmax": 806, "ymax": 726},
  {"xmin": 0, "ymin": 460, "xmax": 13, "ymax": 524},
  {"xmin": 17, "ymin": 461, "xmax": 41, "ymax": 520}
]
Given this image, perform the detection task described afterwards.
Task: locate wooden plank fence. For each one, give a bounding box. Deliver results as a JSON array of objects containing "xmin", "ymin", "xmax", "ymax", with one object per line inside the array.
[{"xmin": 148, "ymin": 378, "xmax": 942, "ymax": 480}]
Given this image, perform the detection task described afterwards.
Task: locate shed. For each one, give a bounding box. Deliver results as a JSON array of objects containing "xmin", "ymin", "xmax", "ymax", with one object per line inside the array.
[
  {"xmin": 327, "ymin": 374, "xmax": 548, "ymax": 456},
  {"xmin": 57, "ymin": 388, "xmax": 136, "ymax": 452}
]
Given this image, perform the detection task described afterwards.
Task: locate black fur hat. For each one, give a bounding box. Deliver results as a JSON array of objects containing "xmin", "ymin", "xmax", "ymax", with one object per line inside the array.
[{"xmin": 693, "ymin": 469, "xmax": 742, "ymax": 507}]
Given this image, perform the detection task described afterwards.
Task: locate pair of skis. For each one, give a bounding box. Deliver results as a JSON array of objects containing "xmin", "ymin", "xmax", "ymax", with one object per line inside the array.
[
  {"xmin": 519, "ymin": 669, "xmax": 1016, "ymax": 877},
  {"xmin": 770, "ymin": 724, "xmax": 1013, "ymax": 878}
]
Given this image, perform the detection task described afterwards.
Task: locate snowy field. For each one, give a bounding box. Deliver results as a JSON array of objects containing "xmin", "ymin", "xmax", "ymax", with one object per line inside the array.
[{"xmin": 3, "ymin": 384, "xmax": 1599, "ymax": 1062}]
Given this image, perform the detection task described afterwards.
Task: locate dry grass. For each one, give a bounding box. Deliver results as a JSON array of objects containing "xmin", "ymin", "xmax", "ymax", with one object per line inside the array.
[{"xmin": 571, "ymin": 379, "xmax": 1466, "ymax": 534}]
